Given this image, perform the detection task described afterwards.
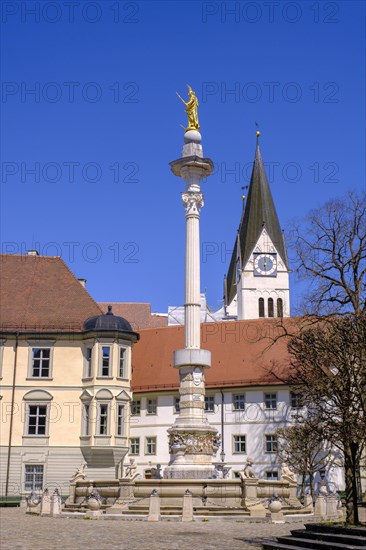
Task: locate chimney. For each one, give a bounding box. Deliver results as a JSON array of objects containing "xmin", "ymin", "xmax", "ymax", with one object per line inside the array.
[
  {"xmin": 78, "ymin": 278, "xmax": 87, "ymax": 288},
  {"xmin": 27, "ymin": 250, "xmax": 39, "ymax": 256}
]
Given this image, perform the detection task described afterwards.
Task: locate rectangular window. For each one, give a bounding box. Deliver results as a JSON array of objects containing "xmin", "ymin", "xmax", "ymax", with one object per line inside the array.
[
  {"xmin": 131, "ymin": 400, "xmax": 141, "ymax": 416},
  {"xmin": 264, "ymin": 393, "xmax": 277, "ymax": 410},
  {"xmin": 119, "ymin": 348, "xmax": 126, "ymax": 378},
  {"xmin": 265, "ymin": 434, "xmax": 278, "ymax": 453},
  {"xmin": 290, "ymin": 391, "xmax": 302, "ymax": 409},
  {"xmin": 83, "ymin": 403, "xmax": 90, "ymax": 436},
  {"xmin": 117, "ymin": 404, "xmax": 124, "ymax": 436},
  {"xmin": 31, "ymin": 348, "xmax": 51, "ymax": 378},
  {"xmin": 146, "ymin": 398, "xmax": 157, "ymax": 415},
  {"xmin": 27, "ymin": 405, "xmax": 47, "ymax": 435},
  {"xmin": 98, "ymin": 404, "xmax": 109, "ymax": 435},
  {"xmin": 266, "ymin": 470, "xmax": 279, "ymax": 480},
  {"xmin": 130, "ymin": 438, "xmax": 140, "ymax": 455},
  {"xmin": 233, "ymin": 394, "xmax": 245, "ymax": 410},
  {"xmin": 145, "ymin": 436, "xmax": 157, "ymax": 455},
  {"xmin": 174, "ymin": 397, "xmax": 180, "ymax": 413},
  {"xmin": 233, "ymin": 435, "xmax": 246, "ymax": 453},
  {"xmin": 25, "ymin": 465, "xmax": 44, "ymax": 491},
  {"xmin": 85, "ymin": 347, "xmax": 92, "ymax": 378},
  {"xmin": 101, "ymin": 346, "xmax": 111, "ymax": 377},
  {"xmin": 0, "ymin": 342, "xmax": 5, "ymax": 378},
  {"xmin": 205, "ymin": 396, "xmax": 215, "ymax": 412}
]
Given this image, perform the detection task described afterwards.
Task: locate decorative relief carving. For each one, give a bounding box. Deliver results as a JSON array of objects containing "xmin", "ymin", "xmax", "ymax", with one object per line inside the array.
[
  {"xmin": 179, "ymin": 387, "xmax": 205, "ymax": 395},
  {"xmin": 180, "ymin": 372, "xmax": 193, "ymax": 382},
  {"xmin": 182, "ymin": 192, "xmax": 204, "ymax": 214},
  {"xmin": 179, "ymin": 401, "xmax": 204, "ymax": 409},
  {"xmin": 193, "ymin": 367, "xmax": 203, "ymax": 386},
  {"xmin": 169, "ymin": 431, "xmax": 221, "ymax": 455}
]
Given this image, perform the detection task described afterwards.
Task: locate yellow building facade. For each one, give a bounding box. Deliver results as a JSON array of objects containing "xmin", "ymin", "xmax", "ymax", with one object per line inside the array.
[{"xmin": 0, "ymin": 254, "xmax": 139, "ymax": 498}]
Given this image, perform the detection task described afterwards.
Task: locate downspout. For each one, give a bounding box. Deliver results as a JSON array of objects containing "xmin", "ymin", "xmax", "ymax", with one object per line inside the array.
[
  {"xmin": 5, "ymin": 332, "xmax": 19, "ymax": 497},
  {"xmin": 220, "ymin": 389, "xmax": 225, "ymax": 456}
]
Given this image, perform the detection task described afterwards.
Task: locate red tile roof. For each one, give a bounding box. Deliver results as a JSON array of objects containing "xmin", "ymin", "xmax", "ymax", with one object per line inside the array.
[
  {"xmin": 132, "ymin": 319, "xmax": 292, "ymax": 392},
  {"xmin": 0, "ymin": 254, "xmax": 102, "ymax": 332},
  {"xmin": 98, "ymin": 302, "xmax": 168, "ymax": 331}
]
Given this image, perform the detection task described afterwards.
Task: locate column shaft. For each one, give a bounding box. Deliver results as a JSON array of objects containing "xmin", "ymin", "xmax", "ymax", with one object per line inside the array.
[{"xmin": 185, "ymin": 211, "xmax": 200, "ymax": 349}]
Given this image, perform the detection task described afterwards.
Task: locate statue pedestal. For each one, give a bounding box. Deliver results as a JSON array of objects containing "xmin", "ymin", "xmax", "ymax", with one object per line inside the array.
[
  {"xmin": 288, "ymin": 481, "xmax": 301, "ymax": 507},
  {"xmin": 314, "ymin": 495, "xmax": 327, "ymax": 518},
  {"xmin": 148, "ymin": 492, "xmax": 161, "ymax": 522},
  {"xmin": 181, "ymin": 491, "xmax": 194, "ymax": 522},
  {"xmin": 326, "ymin": 495, "xmax": 339, "ymax": 518}
]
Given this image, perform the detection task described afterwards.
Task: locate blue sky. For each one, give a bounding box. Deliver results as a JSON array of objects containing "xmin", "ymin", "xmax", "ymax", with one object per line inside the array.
[{"xmin": 1, "ymin": 0, "xmax": 365, "ymax": 314}]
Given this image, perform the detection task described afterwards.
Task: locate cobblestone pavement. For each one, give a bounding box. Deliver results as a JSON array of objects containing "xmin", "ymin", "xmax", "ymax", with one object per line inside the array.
[{"xmin": 0, "ymin": 508, "xmax": 307, "ymax": 550}]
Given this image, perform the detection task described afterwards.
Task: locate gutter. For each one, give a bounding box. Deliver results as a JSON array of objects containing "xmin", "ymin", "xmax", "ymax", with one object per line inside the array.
[
  {"xmin": 5, "ymin": 332, "xmax": 18, "ymax": 497},
  {"xmin": 220, "ymin": 388, "xmax": 225, "ymax": 455}
]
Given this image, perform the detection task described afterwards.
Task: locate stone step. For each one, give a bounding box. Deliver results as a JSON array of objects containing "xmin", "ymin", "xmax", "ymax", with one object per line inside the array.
[
  {"xmin": 262, "ymin": 543, "xmax": 311, "ymax": 550},
  {"xmin": 122, "ymin": 508, "xmax": 250, "ymax": 516},
  {"xmin": 304, "ymin": 524, "xmax": 366, "ymax": 538},
  {"xmin": 276, "ymin": 535, "xmax": 363, "ymax": 550},
  {"xmin": 291, "ymin": 529, "xmax": 366, "ymax": 547},
  {"xmin": 128, "ymin": 504, "xmax": 249, "ymax": 513}
]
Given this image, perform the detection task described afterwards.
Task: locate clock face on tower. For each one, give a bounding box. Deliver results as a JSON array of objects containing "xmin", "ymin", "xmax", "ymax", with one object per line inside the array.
[{"xmin": 253, "ymin": 253, "xmax": 277, "ymax": 277}]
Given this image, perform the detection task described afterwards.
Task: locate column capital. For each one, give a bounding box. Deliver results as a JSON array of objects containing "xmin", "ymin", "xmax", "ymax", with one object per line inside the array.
[{"xmin": 182, "ymin": 192, "xmax": 204, "ymax": 215}]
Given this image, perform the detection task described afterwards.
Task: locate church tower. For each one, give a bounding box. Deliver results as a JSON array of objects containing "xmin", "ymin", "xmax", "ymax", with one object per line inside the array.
[{"xmin": 224, "ymin": 134, "xmax": 290, "ymax": 320}]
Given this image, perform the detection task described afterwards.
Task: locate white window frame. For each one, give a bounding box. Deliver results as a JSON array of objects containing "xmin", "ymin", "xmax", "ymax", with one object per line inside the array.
[
  {"xmin": 82, "ymin": 402, "xmax": 91, "ymax": 436},
  {"xmin": 205, "ymin": 395, "xmax": 215, "ymax": 413},
  {"xmin": 27, "ymin": 404, "xmax": 48, "ymax": 436},
  {"xmin": 130, "ymin": 437, "xmax": 140, "ymax": 455},
  {"xmin": 28, "ymin": 346, "xmax": 54, "ymax": 379},
  {"xmin": 265, "ymin": 434, "xmax": 278, "ymax": 453},
  {"xmin": 97, "ymin": 402, "xmax": 110, "ymax": 436},
  {"xmin": 118, "ymin": 347, "xmax": 127, "ymax": 379},
  {"xmin": 99, "ymin": 345, "xmax": 112, "ymax": 377},
  {"xmin": 0, "ymin": 339, "xmax": 6, "ymax": 379},
  {"xmin": 146, "ymin": 398, "xmax": 157, "ymax": 415},
  {"xmin": 116, "ymin": 403, "xmax": 125, "ymax": 436},
  {"xmin": 233, "ymin": 434, "xmax": 246, "ymax": 454},
  {"xmin": 264, "ymin": 392, "xmax": 277, "ymax": 410},
  {"xmin": 24, "ymin": 464, "xmax": 44, "ymax": 491},
  {"xmin": 174, "ymin": 396, "xmax": 180, "ymax": 414},
  {"xmin": 290, "ymin": 391, "xmax": 302, "ymax": 409},
  {"xmin": 23, "ymin": 390, "xmax": 53, "ymax": 441},
  {"xmin": 83, "ymin": 346, "xmax": 93, "ymax": 379},
  {"xmin": 266, "ymin": 470, "xmax": 279, "ymax": 480},
  {"xmin": 131, "ymin": 399, "xmax": 141, "ymax": 416},
  {"xmin": 145, "ymin": 436, "xmax": 157, "ymax": 455},
  {"xmin": 233, "ymin": 393, "xmax": 245, "ymax": 411}
]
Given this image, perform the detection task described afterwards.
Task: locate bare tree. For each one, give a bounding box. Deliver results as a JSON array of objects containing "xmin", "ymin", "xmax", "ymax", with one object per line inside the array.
[
  {"xmin": 289, "ymin": 192, "xmax": 366, "ymax": 316},
  {"xmin": 271, "ymin": 193, "xmax": 366, "ymax": 524},
  {"xmin": 276, "ymin": 423, "xmax": 329, "ymax": 504},
  {"xmin": 281, "ymin": 314, "xmax": 366, "ymax": 524}
]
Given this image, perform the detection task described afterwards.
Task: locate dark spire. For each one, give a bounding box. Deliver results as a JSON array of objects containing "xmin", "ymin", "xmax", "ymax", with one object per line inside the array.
[{"xmin": 225, "ymin": 137, "xmax": 288, "ymax": 306}]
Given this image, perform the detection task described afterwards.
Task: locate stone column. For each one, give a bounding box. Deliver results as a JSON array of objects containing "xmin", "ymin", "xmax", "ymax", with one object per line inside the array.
[{"xmin": 164, "ymin": 130, "xmax": 219, "ymax": 479}]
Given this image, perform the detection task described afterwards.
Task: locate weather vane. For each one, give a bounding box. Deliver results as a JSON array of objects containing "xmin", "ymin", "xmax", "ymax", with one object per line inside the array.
[{"xmin": 176, "ymin": 84, "xmax": 200, "ymax": 132}]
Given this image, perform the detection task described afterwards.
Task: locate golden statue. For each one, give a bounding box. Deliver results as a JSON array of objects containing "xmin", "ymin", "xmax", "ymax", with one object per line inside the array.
[{"xmin": 176, "ymin": 84, "xmax": 200, "ymax": 132}]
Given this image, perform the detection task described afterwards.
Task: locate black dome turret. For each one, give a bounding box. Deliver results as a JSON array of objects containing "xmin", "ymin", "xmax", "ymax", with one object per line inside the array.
[{"xmin": 84, "ymin": 305, "xmax": 134, "ymax": 333}]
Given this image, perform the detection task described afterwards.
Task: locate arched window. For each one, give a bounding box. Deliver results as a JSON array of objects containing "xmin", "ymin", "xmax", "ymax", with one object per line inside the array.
[
  {"xmin": 268, "ymin": 298, "xmax": 274, "ymax": 317},
  {"xmin": 258, "ymin": 298, "xmax": 265, "ymax": 318},
  {"xmin": 277, "ymin": 298, "xmax": 283, "ymax": 318}
]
